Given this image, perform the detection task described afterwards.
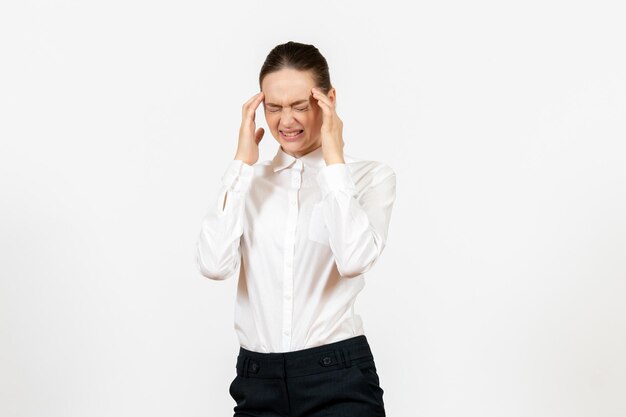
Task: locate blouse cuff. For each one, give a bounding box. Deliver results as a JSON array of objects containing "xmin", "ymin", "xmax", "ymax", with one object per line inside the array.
[
  {"xmin": 316, "ymin": 163, "xmax": 358, "ymax": 199},
  {"xmin": 221, "ymin": 159, "xmax": 254, "ymax": 194}
]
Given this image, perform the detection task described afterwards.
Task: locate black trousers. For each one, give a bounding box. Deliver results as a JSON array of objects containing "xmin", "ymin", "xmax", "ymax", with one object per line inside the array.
[{"xmin": 228, "ymin": 335, "xmax": 386, "ymax": 417}]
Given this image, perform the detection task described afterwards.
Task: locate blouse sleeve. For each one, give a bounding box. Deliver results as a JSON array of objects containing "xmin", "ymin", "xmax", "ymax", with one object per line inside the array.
[
  {"xmin": 315, "ymin": 162, "xmax": 397, "ymax": 278},
  {"xmin": 196, "ymin": 159, "xmax": 254, "ymax": 280}
]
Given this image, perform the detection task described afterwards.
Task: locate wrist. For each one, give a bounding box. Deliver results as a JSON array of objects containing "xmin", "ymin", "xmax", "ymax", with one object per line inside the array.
[
  {"xmin": 234, "ymin": 153, "xmax": 255, "ymax": 166},
  {"xmin": 324, "ymin": 155, "xmax": 345, "ymax": 165}
]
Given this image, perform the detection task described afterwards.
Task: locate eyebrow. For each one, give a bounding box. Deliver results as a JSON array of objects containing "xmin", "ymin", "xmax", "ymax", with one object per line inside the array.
[{"xmin": 264, "ymin": 99, "xmax": 309, "ymax": 107}]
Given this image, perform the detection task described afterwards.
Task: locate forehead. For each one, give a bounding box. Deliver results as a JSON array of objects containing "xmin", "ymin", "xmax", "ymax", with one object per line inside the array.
[{"xmin": 261, "ymin": 68, "xmax": 315, "ymax": 103}]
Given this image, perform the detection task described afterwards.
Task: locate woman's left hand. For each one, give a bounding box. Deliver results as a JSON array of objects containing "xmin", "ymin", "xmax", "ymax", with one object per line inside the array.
[{"xmin": 312, "ymin": 87, "xmax": 345, "ymax": 165}]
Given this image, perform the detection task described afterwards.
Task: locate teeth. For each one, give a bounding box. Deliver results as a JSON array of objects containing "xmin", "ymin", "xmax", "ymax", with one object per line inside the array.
[{"xmin": 283, "ymin": 130, "xmax": 302, "ymax": 137}]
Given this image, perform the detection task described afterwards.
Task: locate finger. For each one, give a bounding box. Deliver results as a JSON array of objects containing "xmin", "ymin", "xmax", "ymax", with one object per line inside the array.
[
  {"xmin": 253, "ymin": 91, "xmax": 265, "ymax": 110},
  {"xmin": 243, "ymin": 92, "xmax": 264, "ymax": 118},
  {"xmin": 311, "ymin": 89, "xmax": 337, "ymax": 123},
  {"xmin": 243, "ymin": 91, "xmax": 262, "ymax": 108},
  {"xmin": 311, "ymin": 88, "xmax": 334, "ymax": 109},
  {"xmin": 314, "ymin": 95, "xmax": 334, "ymax": 120}
]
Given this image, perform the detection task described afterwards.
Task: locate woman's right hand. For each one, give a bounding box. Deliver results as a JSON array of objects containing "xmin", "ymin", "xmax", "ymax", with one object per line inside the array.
[{"xmin": 234, "ymin": 91, "xmax": 265, "ymax": 166}]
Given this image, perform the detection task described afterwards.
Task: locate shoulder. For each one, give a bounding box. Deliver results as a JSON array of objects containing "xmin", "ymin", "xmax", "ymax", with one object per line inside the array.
[
  {"xmin": 245, "ymin": 159, "xmax": 274, "ymax": 178},
  {"xmin": 344, "ymin": 152, "xmax": 396, "ymax": 187}
]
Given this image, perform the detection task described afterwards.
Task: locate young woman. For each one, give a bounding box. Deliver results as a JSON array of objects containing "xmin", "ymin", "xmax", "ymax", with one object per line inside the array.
[{"xmin": 196, "ymin": 41, "xmax": 396, "ymax": 417}]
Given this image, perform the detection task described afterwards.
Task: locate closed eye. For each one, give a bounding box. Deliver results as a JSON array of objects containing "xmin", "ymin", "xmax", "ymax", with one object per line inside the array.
[{"xmin": 267, "ymin": 107, "xmax": 308, "ymax": 113}]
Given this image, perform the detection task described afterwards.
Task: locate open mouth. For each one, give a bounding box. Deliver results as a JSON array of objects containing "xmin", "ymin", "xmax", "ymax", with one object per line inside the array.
[{"xmin": 280, "ymin": 130, "xmax": 304, "ymax": 141}]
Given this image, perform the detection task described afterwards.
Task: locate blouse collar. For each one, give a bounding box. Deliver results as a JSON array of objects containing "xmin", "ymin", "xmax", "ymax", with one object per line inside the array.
[{"xmin": 271, "ymin": 144, "xmax": 326, "ymax": 172}]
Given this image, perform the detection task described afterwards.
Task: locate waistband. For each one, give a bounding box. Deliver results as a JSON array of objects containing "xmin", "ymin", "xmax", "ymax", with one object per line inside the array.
[{"xmin": 235, "ymin": 335, "xmax": 374, "ymax": 378}]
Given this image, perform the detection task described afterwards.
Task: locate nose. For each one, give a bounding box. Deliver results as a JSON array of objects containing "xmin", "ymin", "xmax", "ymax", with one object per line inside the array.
[{"xmin": 280, "ymin": 108, "xmax": 297, "ymax": 126}]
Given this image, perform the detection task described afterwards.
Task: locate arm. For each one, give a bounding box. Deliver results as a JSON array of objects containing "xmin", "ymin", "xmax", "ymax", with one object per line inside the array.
[
  {"xmin": 316, "ymin": 162, "xmax": 397, "ymax": 278},
  {"xmin": 195, "ymin": 159, "xmax": 254, "ymax": 280}
]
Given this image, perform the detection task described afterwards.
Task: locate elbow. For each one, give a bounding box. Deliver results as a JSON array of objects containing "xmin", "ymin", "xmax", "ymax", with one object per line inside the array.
[
  {"xmin": 337, "ymin": 266, "xmax": 367, "ymax": 279},
  {"xmin": 197, "ymin": 262, "xmax": 232, "ymax": 281},
  {"xmin": 335, "ymin": 237, "xmax": 386, "ymax": 279},
  {"xmin": 195, "ymin": 244, "xmax": 237, "ymax": 281},
  {"xmin": 335, "ymin": 251, "xmax": 379, "ymax": 279}
]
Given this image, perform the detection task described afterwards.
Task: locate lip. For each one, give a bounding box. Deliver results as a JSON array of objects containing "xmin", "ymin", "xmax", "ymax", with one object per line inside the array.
[{"xmin": 280, "ymin": 130, "xmax": 304, "ymax": 142}]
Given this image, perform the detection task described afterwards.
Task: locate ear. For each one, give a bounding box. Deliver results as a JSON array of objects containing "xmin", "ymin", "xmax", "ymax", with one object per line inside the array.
[{"xmin": 327, "ymin": 87, "xmax": 337, "ymax": 104}]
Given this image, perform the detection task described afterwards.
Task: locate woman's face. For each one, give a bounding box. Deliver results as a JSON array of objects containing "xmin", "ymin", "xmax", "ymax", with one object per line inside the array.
[{"xmin": 261, "ymin": 68, "xmax": 335, "ymax": 158}]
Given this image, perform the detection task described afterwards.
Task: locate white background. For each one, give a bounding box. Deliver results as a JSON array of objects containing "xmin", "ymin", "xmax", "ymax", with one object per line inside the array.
[{"xmin": 1, "ymin": 1, "xmax": 625, "ymax": 416}]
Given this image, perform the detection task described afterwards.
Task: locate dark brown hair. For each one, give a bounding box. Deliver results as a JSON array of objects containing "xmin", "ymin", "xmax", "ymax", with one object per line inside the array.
[{"xmin": 259, "ymin": 41, "xmax": 332, "ymax": 94}]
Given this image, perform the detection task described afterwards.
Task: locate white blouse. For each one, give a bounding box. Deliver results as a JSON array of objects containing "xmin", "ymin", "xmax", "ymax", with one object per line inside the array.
[{"xmin": 195, "ymin": 145, "xmax": 396, "ymax": 353}]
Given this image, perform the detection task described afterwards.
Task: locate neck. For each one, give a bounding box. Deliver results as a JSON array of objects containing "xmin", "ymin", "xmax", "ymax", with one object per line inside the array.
[{"xmin": 282, "ymin": 140, "xmax": 322, "ymax": 158}]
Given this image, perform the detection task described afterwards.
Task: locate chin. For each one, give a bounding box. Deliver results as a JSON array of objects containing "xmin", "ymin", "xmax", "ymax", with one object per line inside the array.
[{"xmin": 281, "ymin": 138, "xmax": 307, "ymax": 148}]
